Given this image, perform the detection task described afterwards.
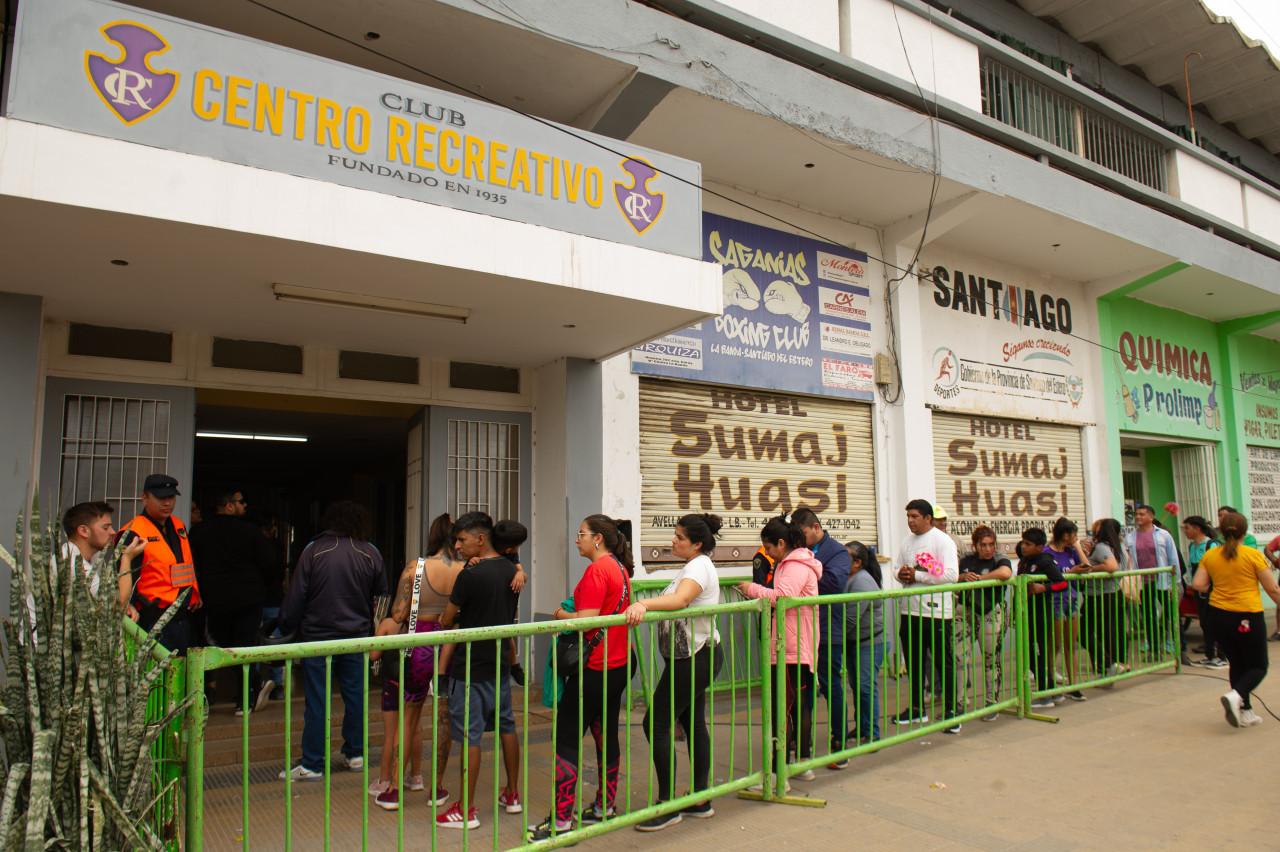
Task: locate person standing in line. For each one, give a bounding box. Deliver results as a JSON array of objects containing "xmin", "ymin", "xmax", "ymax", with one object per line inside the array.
[
  {"xmin": 1070, "ymin": 519, "xmax": 1128, "ymax": 683},
  {"xmin": 189, "ymin": 488, "xmax": 276, "ymax": 715},
  {"xmin": 60, "ymin": 501, "xmax": 142, "ymax": 598},
  {"xmin": 436, "ymin": 512, "xmax": 522, "ymax": 831},
  {"xmin": 954, "ymin": 526, "xmax": 1013, "ymax": 721},
  {"xmin": 1181, "ymin": 516, "xmax": 1226, "ymax": 668},
  {"xmin": 892, "ymin": 500, "xmax": 961, "ymax": 733},
  {"xmin": 843, "ymin": 541, "xmax": 887, "ymax": 743},
  {"xmin": 1218, "ymin": 506, "xmax": 1259, "ymax": 550},
  {"xmin": 1124, "ymin": 504, "xmax": 1181, "ymax": 657},
  {"xmin": 528, "ymin": 515, "xmax": 632, "ymax": 842},
  {"xmin": 792, "ymin": 507, "xmax": 852, "ymax": 761},
  {"xmin": 258, "ymin": 514, "xmax": 287, "ymax": 699},
  {"xmin": 931, "ymin": 505, "xmax": 968, "ymax": 558},
  {"xmin": 1192, "ymin": 512, "xmax": 1280, "ymax": 728},
  {"xmin": 1046, "ymin": 518, "xmax": 1088, "ymax": 703},
  {"xmin": 368, "ymin": 513, "xmax": 458, "ymax": 810},
  {"xmin": 117, "ymin": 474, "xmax": 202, "ymax": 655},
  {"xmin": 624, "ymin": 513, "xmax": 724, "ymax": 831},
  {"xmin": 1019, "ymin": 528, "xmax": 1070, "ymax": 710},
  {"xmin": 278, "ymin": 501, "xmax": 387, "ymax": 781},
  {"xmin": 1264, "ymin": 532, "xmax": 1280, "ymax": 641},
  {"xmin": 737, "ymin": 515, "xmax": 822, "ymax": 785}
]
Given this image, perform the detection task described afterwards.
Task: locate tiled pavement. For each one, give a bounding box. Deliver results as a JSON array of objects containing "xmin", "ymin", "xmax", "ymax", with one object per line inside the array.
[{"xmin": 199, "ymin": 643, "xmax": 1280, "ymax": 851}]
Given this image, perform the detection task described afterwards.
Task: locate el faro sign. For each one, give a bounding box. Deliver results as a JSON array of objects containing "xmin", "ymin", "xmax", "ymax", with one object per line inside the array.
[{"xmin": 6, "ymin": 0, "xmax": 701, "ymax": 257}]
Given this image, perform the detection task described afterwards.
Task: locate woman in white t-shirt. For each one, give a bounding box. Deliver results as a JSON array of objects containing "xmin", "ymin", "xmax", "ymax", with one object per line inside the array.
[{"xmin": 623, "ymin": 513, "xmax": 724, "ymax": 831}]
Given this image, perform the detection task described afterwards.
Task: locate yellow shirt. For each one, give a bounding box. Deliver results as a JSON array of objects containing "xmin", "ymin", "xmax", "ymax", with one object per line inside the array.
[{"xmin": 1201, "ymin": 545, "xmax": 1267, "ymax": 613}]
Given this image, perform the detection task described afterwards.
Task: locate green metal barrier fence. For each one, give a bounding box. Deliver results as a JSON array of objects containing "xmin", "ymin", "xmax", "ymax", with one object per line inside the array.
[
  {"xmin": 174, "ymin": 566, "xmax": 1179, "ymax": 849},
  {"xmin": 122, "ymin": 617, "xmax": 188, "ymax": 850},
  {"xmin": 184, "ymin": 598, "xmax": 771, "ymax": 851},
  {"xmin": 1021, "ymin": 567, "xmax": 1181, "ymax": 716}
]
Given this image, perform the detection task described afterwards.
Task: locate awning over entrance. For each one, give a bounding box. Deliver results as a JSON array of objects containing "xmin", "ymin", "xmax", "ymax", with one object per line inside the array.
[{"xmin": 0, "ymin": 119, "xmax": 721, "ymax": 367}]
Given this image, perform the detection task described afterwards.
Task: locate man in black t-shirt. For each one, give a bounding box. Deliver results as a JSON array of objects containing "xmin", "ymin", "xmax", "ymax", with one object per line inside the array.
[
  {"xmin": 1018, "ymin": 528, "xmax": 1068, "ymax": 708},
  {"xmin": 436, "ymin": 512, "xmax": 521, "ymax": 831}
]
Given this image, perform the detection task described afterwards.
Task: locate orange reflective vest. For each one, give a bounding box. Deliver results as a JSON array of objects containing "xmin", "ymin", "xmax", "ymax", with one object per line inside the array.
[{"xmin": 121, "ymin": 513, "xmax": 200, "ymax": 608}]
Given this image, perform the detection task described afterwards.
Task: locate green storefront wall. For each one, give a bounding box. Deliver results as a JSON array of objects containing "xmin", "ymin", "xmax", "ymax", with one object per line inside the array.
[{"xmin": 1098, "ymin": 267, "xmax": 1280, "ymax": 524}]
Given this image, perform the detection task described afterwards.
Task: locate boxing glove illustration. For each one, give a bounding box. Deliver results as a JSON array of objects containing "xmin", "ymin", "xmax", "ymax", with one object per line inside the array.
[
  {"xmin": 722, "ymin": 268, "xmax": 762, "ymax": 310},
  {"xmin": 762, "ymin": 279, "xmax": 810, "ymax": 323}
]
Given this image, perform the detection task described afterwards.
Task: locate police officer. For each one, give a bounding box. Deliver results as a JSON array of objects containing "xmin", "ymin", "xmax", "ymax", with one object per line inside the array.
[{"xmin": 117, "ymin": 473, "xmax": 202, "ymax": 654}]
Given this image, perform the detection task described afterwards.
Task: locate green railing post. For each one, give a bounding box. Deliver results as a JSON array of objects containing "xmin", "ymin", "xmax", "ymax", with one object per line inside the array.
[
  {"xmin": 1015, "ymin": 574, "xmax": 1030, "ymax": 717},
  {"xmin": 184, "ymin": 646, "xmax": 207, "ymax": 852}
]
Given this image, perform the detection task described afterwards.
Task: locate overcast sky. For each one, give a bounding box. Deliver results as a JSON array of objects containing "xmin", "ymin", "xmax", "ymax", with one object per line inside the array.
[{"xmin": 1202, "ymin": 0, "xmax": 1280, "ymax": 54}]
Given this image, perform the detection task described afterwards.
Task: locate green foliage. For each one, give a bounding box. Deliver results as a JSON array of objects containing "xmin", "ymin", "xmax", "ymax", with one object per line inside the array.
[{"xmin": 0, "ymin": 498, "xmax": 194, "ymax": 850}]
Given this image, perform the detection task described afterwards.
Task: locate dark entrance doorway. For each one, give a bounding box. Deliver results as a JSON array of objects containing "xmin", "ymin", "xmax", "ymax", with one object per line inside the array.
[{"xmin": 192, "ymin": 391, "xmax": 415, "ymax": 579}]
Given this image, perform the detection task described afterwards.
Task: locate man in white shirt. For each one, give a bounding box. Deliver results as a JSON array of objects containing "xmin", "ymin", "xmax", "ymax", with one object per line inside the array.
[
  {"xmin": 892, "ymin": 499, "xmax": 961, "ymax": 732},
  {"xmin": 30, "ymin": 502, "xmax": 144, "ymax": 632}
]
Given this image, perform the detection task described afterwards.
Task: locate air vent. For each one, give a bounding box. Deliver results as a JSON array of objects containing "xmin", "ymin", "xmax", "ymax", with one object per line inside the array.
[
  {"xmin": 449, "ymin": 361, "xmax": 520, "ymax": 394},
  {"xmin": 1120, "ymin": 449, "xmax": 1141, "ymax": 458},
  {"xmin": 68, "ymin": 323, "xmax": 172, "ymax": 363},
  {"xmin": 212, "ymin": 337, "xmax": 304, "ymax": 374},
  {"xmin": 339, "ymin": 350, "xmax": 419, "ymax": 385}
]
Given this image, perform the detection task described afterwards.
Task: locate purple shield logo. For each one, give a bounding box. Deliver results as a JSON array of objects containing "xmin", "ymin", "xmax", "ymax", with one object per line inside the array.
[
  {"xmin": 614, "ymin": 158, "xmax": 665, "ymax": 235},
  {"xmin": 85, "ymin": 22, "xmax": 179, "ymax": 126}
]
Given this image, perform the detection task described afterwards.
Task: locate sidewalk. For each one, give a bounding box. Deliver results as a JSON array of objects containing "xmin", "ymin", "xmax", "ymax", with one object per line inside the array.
[
  {"xmin": 623, "ymin": 658, "xmax": 1278, "ymax": 852},
  {"xmin": 199, "ymin": 645, "xmax": 1280, "ymax": 851}
]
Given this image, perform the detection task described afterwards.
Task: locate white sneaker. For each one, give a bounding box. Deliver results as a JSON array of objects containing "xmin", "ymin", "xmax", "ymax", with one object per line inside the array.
[
  {"xmin": 279, "ymin": 765, "xmax": 323, "ymax": 781},
  {"xmin": 1221, "ymin": 690, "xmax": 1244, "ymax": 728},
  {"xmin": 746, "ymin": 779, "xmax": 792, "ymax": 794},
  {"xmin": 793, "ymin": 769, "xmax": 816, "ymax": 782},
  {"xmin": 1241, "ymin": 708, "xmax": 1263, "ymax": 727},
  {"xmin": 342, "ymin": 755, "xmax": 365, "ymax": 772}
]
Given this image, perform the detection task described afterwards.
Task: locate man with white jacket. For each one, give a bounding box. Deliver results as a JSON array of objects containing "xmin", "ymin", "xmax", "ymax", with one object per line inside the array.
[{"xmin": 892, "ymin": 499, "xmax": 960, "ymax": 733}]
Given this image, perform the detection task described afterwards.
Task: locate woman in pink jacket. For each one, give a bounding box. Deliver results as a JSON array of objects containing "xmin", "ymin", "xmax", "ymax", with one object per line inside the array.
[{"xmin": 738, "ymin": 515, "xmax": 823, "ymax": 779}]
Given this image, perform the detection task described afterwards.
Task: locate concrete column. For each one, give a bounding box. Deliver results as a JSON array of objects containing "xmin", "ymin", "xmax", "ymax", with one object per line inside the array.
[
  {"xmin": 878, "ymin": 243, "xmax": 934, "ymax": 549},
  {"xmin": 0, "ymin": 293, "xmax": 43, "ymax": 617}
]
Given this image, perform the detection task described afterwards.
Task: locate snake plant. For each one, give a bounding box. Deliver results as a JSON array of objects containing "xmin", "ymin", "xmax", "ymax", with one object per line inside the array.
[{"xmin": 0, "ymin": 498, "xmax": 195, "ymax": 850}]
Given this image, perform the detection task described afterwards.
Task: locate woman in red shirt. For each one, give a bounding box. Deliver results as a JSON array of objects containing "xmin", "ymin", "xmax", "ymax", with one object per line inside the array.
[{"xmin": 528, "ymin": 514, "xmax": 634, "ymax": 842}]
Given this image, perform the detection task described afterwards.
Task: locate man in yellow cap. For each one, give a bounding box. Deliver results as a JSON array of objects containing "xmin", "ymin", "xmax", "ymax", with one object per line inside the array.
[{"xmin": 930, "ymin": 503, "xmax": 968, "ymax": 559}]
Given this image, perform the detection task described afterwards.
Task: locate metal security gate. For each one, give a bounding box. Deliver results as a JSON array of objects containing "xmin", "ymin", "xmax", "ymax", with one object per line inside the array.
[
  {"xmin": 932, "ymin": 410, "xmax": 1086, "ymax": 550},
  {"xmin": 1171, "ymin": 445, "xmax": 1219, "ymax": 544},
  {"xmin": 39, "ymin": 378, "xmax": 195, "ymax": 522},
  {"xmin": 638, "ymin": 377, "xmax": 877, "ymax": 564}
]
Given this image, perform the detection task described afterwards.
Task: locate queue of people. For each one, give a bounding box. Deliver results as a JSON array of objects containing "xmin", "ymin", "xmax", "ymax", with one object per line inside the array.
[{"xmin": 59, "ymin": 475, "xmax": 1280, "ymax": 841}]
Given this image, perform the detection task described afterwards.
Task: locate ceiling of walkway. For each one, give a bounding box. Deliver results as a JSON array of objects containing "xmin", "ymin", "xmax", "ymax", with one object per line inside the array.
[{"xmin": 1013, "ymin": 0, "xmax": 1280, "ymax": 156}]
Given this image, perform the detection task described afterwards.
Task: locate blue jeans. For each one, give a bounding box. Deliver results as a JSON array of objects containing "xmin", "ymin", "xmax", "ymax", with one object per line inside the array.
[
  {"xmin": 300, "ymin": 653, "xmax": 366, "ymax": 772},
  {"xmin": 261, "ymin": 606, "xmax": 284, "ymax": 687},
  {"xmin": 815, "ymin": 635, "xmax": 845, "ymax": 750},
  {"xmin": 847, "ymin": 637, "xmax": 886, "ymax": 741}
]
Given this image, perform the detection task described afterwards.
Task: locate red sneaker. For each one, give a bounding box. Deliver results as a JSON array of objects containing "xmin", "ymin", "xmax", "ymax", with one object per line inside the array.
[
  {"xmin": 374, "ymin": 789, "xmax": 399, "ymax": 811},
  {"xmin": 436, "ymin": 801, "xmax": 480, "ymax": 830},
  {"xmin": 498, "ymin": 789, "xmax": 523, "ymax": 814}
]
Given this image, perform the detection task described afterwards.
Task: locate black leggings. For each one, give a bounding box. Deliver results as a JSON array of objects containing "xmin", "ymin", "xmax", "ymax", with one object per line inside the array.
[
  {"xmin": 770, "ymin": 663, "xmax": 814, "ymax": 761},
  {"xmin": 645, "ymin": 643, "xmax": 724, "ymax": 801},
  {"xmin": 1027, "ymin": 594, "xmax": 1055, "ymax": 692},
  {"xmin": 553, "ymin": 665, "xmax": 628, "ymax": 820},
  {"xmin": 1080, "ymin": 592, "xmax": 1124, "ymax": 672},
  {"xmin": 1206, "ymin": 606, "xmax": 1269, "ymax": 709}
]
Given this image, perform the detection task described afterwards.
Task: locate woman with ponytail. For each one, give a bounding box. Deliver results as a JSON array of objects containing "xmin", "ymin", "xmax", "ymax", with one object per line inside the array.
[
  {"xmin": 1192, "ymin": 511, "xmax": 1280, "ymax": 728},
  {"xmin": 624, "ymin": 513, "xmax": 725, "ymax": 830},
  {"xmin": 737, "ymin": 514, "xmax": 822, "ymax": 784},
  {"xmin": 528, "ymin": 515, "xmax": 634, "ymax": 842}
]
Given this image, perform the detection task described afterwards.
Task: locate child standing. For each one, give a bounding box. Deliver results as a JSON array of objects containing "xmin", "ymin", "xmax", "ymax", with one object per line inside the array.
[{"xmin": 1018, "ymin": 528, "xmax": 1068, "ymax": 710}]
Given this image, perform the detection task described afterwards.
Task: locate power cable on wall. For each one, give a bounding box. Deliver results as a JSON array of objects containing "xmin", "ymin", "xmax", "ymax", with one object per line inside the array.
[{"xmin": 242, "ymin": 0, "xmax": 1279, "ymax": 408}]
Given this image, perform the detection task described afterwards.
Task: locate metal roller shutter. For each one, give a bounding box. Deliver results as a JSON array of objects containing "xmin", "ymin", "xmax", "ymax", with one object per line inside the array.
[
  {"xmin": 639, "ymin": 377, "xmax": 877, "ymax": 563},
  {"xmin": 932, "ymin": 410, "xmax": 1086, "ymax": 550}
]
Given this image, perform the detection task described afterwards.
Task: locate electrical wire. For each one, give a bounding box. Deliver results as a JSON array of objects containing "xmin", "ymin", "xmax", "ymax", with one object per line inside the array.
[
  {"xmin": 1161, "ymin": 667, "xmax": 1280, "ymax": 723},
  {"xmin": 241, "ymin": 0, "xmax": 1280, "ymax": 408}
]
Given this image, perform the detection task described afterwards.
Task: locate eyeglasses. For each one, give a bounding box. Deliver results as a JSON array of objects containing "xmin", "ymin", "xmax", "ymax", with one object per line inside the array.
[{"xmin": 575, "ymin": 531, "xmax": 598, "ymax": 540}]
